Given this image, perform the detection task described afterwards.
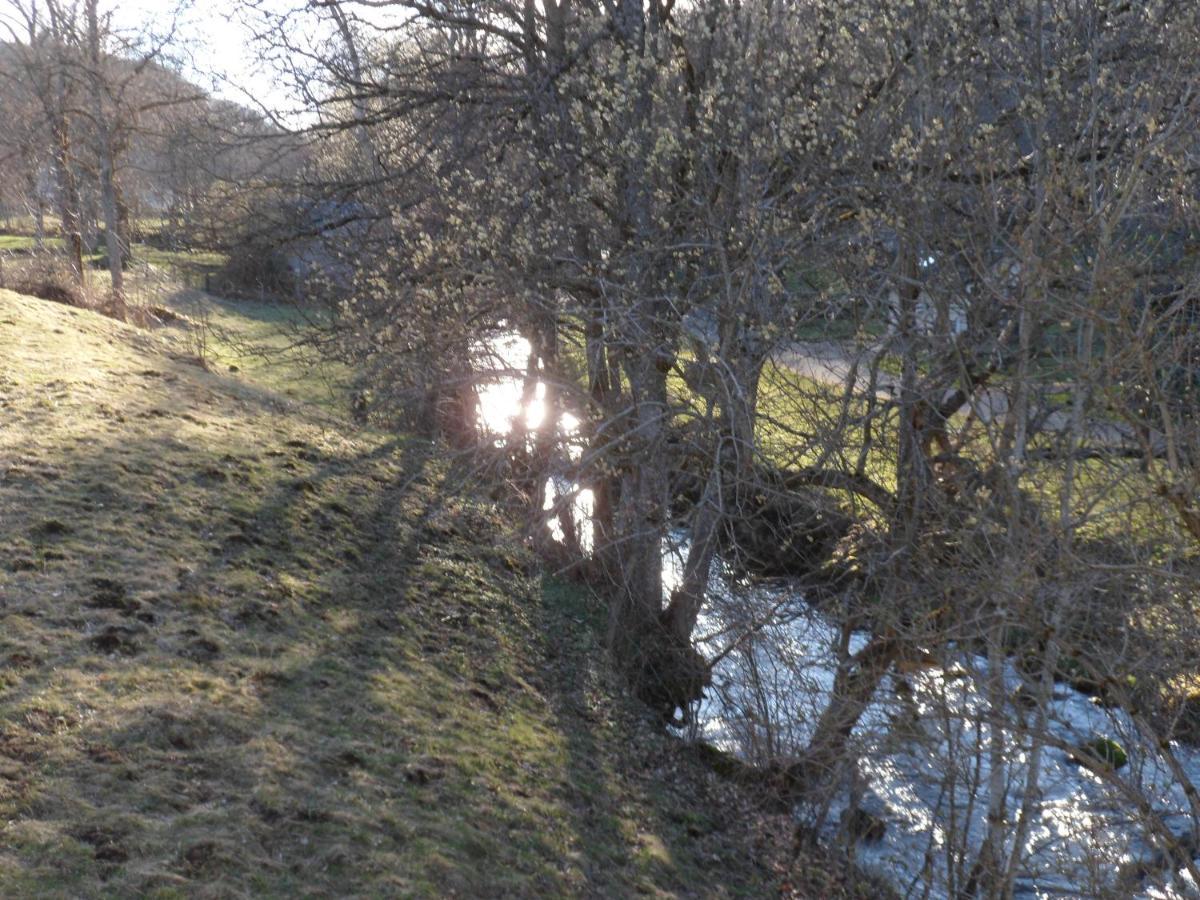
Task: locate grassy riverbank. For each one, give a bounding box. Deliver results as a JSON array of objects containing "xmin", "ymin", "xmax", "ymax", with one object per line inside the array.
[{"xmin": 0, "ymin": 288, "xmax": 878, "ymax": 898}]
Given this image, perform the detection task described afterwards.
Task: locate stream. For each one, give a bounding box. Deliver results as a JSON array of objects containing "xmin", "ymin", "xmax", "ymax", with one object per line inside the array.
[
  {"xmin": 680, "ymin": 555, "xmax": 1200, "ymax": 898},
  {"xmin": 475, "ymin": 332, "xmax": 1200, "ymax": 899}
]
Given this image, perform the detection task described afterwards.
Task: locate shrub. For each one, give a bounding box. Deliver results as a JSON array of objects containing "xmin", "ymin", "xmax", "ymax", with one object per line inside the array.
[
  {"xmin": 0, "ymin": 254, "xmax": 88, "ymax": 308},
  {"xmin": 210, "ymin": 242, "xmax": 294, "ymax": 298}
]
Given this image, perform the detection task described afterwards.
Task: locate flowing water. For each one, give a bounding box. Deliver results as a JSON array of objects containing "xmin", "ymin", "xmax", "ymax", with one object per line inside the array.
[
  {"xmin": 683, "ymin": 563, "xmax": 1200, "ymax": 898},
  {"xmin": 476, "ymin": 333, "xmax": 1200, "ymax": 899}
]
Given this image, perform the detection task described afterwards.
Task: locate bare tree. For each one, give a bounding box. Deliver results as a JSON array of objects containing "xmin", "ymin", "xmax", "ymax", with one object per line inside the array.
[{"xmin": 237, "ymin": 0, "xmax": 1200, "ymax": 892}]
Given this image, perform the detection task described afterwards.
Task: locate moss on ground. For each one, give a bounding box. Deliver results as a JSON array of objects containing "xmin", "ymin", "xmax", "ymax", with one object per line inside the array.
[{"xmin": 0, "ymin": 289, "xmax": 872, "ymax": 898}]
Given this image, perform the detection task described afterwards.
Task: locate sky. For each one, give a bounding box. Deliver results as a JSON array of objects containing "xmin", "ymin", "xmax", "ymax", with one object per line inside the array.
[
  {"xmin": 1, "ymin": 0, "xmax": 384, "ymax": 123},
  {"xmin": 109, "ymin": 0, "xmax": 318, "ymax": 117}
]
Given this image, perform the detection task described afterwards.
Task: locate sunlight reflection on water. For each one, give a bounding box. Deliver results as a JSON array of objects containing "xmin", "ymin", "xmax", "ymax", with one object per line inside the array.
[
  {"xmin": 475, "ymin": 332, "xmax": 582, "ymax": 446},
  {"xmin": 478, "ymin": 331, "xmax": 589, "ymax": 547},
  {"xmin": 475, "ymin": 332, "xmax": 535, "ymax": 434}
]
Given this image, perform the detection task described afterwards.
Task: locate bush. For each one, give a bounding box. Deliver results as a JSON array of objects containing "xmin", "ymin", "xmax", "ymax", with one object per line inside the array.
[
  {"xmin": 210, "ymin": 242, "xmax": 294, "ymax": 298},
  {"xmin": 0, "ymin": 255, "xmax": 88, "ymax": 308}
]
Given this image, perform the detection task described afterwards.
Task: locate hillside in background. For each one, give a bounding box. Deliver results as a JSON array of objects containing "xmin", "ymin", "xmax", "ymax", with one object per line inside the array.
[{"xmin": 0, "ymin": 289, "xmax": 872, "ymax": 898}]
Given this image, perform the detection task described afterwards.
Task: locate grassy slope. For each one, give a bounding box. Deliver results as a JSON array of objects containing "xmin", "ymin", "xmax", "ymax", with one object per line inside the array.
[
  {"xmin": 161, "ymin": 290, "xmax": 353, "ymax": 413},
  {"xmin": 0, "ymin": 230, "xmax": 349, "ymax": 410},
  {"xmin": 0, "ymin": 290, "xmax": 866, "ymax": 898}
]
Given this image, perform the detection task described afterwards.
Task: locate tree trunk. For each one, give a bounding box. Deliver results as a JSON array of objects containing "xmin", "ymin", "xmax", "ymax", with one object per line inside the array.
[
  {"xmin": 115, "ymin": 185, "xmax": 132, "ymax": 266},
  {"xmin": 585, "ymin": 304, "xmax": 619, "ymax": 577},
  {"xmin": 43, "ymin": 2, "xmax": 84, "ymax": 284},
  {"xmin": 51, "ymin": 119, "xmax": 84, "ymax": 283},
  {"xmin": 608, "ymin": 354, "xmax": 670, "ymax": 658},
  {"xmin": 96, "ymin": 145, "xmax": 125, "ymax": 309},
  {"xmin": 798, "ymin": 633, "xmax": 899, "ymax": 793},
  {"xmin": 893, "ymin": 243, "xmax": 929, "ymax": 552},
  {"xmin": 962, "ymin": 614, "xmax": 1012, "ymax": 899},
  {"xmin": 662, "ymin": 463, "xmax": 722, "ymax": 644},
  {"xmin": 86, "ymin": 0, "xmax": 126, "ymax": 315},
  {"xmin": 662, "ymin": 342, "xmax": 765, "ymax": 645}
]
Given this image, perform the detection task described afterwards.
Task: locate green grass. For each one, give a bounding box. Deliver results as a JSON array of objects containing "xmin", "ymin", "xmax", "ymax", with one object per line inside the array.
[
  {"xmin": 0, "ymin": 240, "xmax": 344, "ymax": 412},
  {"xmin": 135, "ymin": 245, "xmax": 226, "ymax": 274},
  {"xmin": 0, "ymin": 289, "xmax": 869, "ymax": 898},
  {"xmin": 0, "ymin": 224, "xmax": 226, "ymax": 281},
  {"xmin": 158, "ymin": 291, "xmax": 352, "ymax": 413},
  {"xmin": 0, "ymin": 234, "xmax": 40, "ymax": 251},
  {"xmin": 791, "ymin": 316, "xmax": 883, "ymax": 343}
]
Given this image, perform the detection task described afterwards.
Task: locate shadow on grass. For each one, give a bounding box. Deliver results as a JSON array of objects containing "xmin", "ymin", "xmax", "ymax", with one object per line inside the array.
[
  {"xmin": 0, "ymin": 418, "xmax": 675, "ymax": 895},
  {"xmin": 0, "ymin": 297, "xmax": 775, "ymax": 896}
]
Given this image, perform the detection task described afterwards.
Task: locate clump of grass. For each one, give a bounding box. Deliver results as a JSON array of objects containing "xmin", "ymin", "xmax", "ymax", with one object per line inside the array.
[{"xmin": 1074, "ymin": 737, "xmax": 1129, "ymax": 771}]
